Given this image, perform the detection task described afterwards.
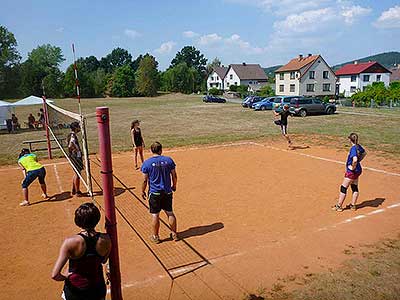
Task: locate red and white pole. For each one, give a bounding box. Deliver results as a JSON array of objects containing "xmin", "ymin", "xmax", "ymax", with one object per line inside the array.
[
  {"xmin": 96, "ymin": 107, "xmax": 123, "ymax": 300},
  {"xmin": 42, "ymin": 96, "xmax": 52, "ymax": 159}
]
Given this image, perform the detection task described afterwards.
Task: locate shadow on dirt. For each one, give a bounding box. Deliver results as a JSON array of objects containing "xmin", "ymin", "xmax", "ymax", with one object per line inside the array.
[
  {"xmin": 349, "ymin": 197, "xmax": 385, "ymax": 210},
  {"xmin": 179, "ymin": 222, "xmax": 224, "ymax": 239}
]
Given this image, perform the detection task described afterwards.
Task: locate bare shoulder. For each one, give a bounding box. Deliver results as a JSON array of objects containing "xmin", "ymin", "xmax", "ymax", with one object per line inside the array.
[{"xmin": 98, "ymin": 233, "xmax": 111, "ymax": 246}]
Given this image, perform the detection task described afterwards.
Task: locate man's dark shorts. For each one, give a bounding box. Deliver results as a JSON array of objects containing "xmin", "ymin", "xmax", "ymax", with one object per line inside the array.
[
  {"xmin": 22, "ymin": 167, "xmax": 46, "ymax": 188},
  {"xmin": 149, "ymin": 191, "xmax": 173, "ymax": 214},
  {"xmin": 69, "ymin": 153, "xmax": 84, "ymax": 173}
]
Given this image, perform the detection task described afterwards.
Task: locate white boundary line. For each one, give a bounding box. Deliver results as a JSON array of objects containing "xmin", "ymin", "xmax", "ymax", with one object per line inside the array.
[
  {"xmin": 53, "ymin": 164, "xmax": 63, "ymax": 193},
  {"xmin": 248, "ymin": 142, "xmax": 400, "ymax": 177}
]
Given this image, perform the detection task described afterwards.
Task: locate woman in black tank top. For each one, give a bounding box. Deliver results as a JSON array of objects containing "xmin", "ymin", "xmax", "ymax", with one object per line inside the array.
[
  {"xmin": 52, "ymin": 203, "xmax": 111, "ymax": 300},
  {"xmin": 131, "ymin": 119, "xmax": 145, "ymax": 170}
]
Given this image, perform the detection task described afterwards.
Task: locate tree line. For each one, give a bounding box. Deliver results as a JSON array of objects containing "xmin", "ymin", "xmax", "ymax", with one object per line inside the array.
[{"xmin": 0, "ymin": 26, "xmax": 214, "ymax": 99}]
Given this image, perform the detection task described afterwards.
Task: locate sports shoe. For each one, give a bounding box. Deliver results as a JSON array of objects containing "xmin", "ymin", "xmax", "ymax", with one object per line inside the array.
[
  {"xmin": 19, "ymin": 200, "xmax": 30, "ymax": 207},
  {"xmin": 349, "ymin": 204, "xmax": 357, "ymax": 211},
  {"xmin": 170, "ymin": 232, "xmax": 180, "ymax": 242},
  {"xmin": 150, "ymin": 235, "xmax": 160, "ymax": 244},
  {"xmin": 332, "ymin": 204, "xmax": 343, "ymax": 212}
]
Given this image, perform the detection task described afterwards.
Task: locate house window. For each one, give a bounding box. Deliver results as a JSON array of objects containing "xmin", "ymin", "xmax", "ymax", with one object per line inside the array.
[
  {"xmin": 351, "ymin": 75, "xmax": 357, "ymax": 82},
  {"xmin": 234, "ymin": 82, "xmax": 238, "ymax": 85},
  {"xmin": 290, "ymin": 72, "xmax": 295, "ymax": 79},
  {"xmin": 309, "ymin": 71, "xmax": 315, "ymax": 79},
  {"xmin": 249, "ymin": 81, "xmax": 252, "ymax": 84},
  {"xmin": 211, "ymin": 76, "xmax": 214, "ymax": 81},
  {"xmin": 376, "ymin": 74, "xmax": 381, "ymax": 82},
  {"xmin": 363, "ymin": 75, "xmax": 370, "ymax": 82},
  {"xmin": 306, "ymin": 84, "xmax": 315, "ymax": 92},
  {"xmin": 323, "ymin": 71, "xmax": 329, "ymax": 79},
  {"xmin": 323, "ymin": 83, "xmax": 331, "ymax": 92},
  {"xmin": 290, "ymin": 84, "xmax": 295, "ymax": 92},
  {"xmin": 350, "ymin": 86, "xmax": 357, "ymax": 93},
  {"xmin": 230, "ymin": 74, "xmax": 233, "ymax": 80},
  {"xmin": 216, "ymin": 76, "xmax": 219, "ymax": 80},
  {"xmin": 279, "ymin": 73, "xmax": 284, "ymax": 80},
  {"xmin": 279, "ymin": 85, "xmax": 284, "ymax": 92}
]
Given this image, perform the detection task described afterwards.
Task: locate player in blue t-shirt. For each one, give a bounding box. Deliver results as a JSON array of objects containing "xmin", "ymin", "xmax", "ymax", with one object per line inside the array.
[
  {"xmin": 141, "ymin": 142, "xmax": 178, "ymax": 244},
  {"xmin": 332, "ymin": 133, "xmax": 367, "ymax": 212}
]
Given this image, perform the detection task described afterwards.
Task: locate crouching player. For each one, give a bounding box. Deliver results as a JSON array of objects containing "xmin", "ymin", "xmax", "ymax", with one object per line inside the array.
[
  {"xmin": 18, "ymin": 148, "xmax": 48, "ymax": 206},
  {"xmin": 332, "ymin": 133, "xmax": 366, "ymax": 212}
]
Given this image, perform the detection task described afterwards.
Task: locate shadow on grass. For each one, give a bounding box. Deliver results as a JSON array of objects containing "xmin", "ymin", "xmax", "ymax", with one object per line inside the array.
[{"xmin": 179, "ymin": 222, "xmax": 224, "ymax": 239}]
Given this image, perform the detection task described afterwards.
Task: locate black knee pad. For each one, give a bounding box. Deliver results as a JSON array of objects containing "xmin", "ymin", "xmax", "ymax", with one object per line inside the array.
[
  {"xmin": 351, "ymin": 184, "xmax": 359, "ymax": 193},
  {"xmin": 340, "ymin": 185, "xmax": 348, "ymax": 194}
]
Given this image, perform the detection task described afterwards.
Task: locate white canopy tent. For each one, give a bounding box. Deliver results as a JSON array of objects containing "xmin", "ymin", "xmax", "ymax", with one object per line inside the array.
[
  {"xmin": 12, "ymin": 95, "xmax": 53, "ymax": 106},
  {"xmin": 0, "ymin": 100, "xmax": 13, "ymax": 129}
]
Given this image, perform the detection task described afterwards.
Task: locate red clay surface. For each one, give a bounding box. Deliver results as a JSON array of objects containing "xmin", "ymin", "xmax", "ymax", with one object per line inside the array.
[{"xmin": 1, "ymin": 141, "xmax": 399, "ymax": 300}]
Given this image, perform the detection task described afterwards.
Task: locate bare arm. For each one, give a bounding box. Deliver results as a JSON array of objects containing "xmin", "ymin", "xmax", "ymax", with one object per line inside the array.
[
  {"xmin": 350, "ymin": 156, "xmax": 358, "ymax": 171},
  {"xmin": 51, "ymin": 239, "xmax": 72, "ymax": 281},
  {"xmin": 18, "ymin": 162, "xmax": 26, "ymax": 177},
  {"xmin": 141, "ymin": 173, "xmax": 148, "ymax": 199},
  {"xmin": 171, "ymin": 169, "xmax": 177, "ymax": 192}
]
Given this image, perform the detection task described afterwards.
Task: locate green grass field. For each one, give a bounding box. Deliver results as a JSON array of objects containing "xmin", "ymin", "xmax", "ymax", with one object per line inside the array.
[{"xmin": 1, "ymin": 93, "xmax": 399, "ymax": 166}]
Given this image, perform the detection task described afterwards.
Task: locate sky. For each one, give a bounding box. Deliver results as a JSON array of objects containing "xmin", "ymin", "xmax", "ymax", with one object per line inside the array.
[{"xmin": 1, "ymin": 0, "xmax": 400, "ymax": 71}]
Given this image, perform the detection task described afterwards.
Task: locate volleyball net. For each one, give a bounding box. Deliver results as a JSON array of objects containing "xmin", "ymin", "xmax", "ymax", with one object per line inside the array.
[{"xmin": 45, "ymin": 101, "xmax": 93, "ymax": 196}]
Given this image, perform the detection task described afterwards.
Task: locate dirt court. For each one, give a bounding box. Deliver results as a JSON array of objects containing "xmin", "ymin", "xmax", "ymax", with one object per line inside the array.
[{"xmin": 1, "ymin": 140, "xmax": 400, "ymax": 300}]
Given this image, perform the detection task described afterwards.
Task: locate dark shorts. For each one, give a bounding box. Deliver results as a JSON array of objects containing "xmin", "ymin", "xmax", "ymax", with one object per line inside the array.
[
  {"xmin": 345, "ymin": 171, "xmax": 362, "ymax": 180},
  {"xmin": 69, "ymin": 153, "xmax": 84, "ymax": 173},
  {"xmin": 22, "ymin": 167, "xmax": 46, "ymax": 188},
  {"xmin": 149, "ymin": 191, "xmax": 173, "ymax": 214},
  {"xmin": 280, "ymin": 124, "xmax": 288, "ymax": 135},
  {"xmin": 63, "ymin": 281, "xmax": 106, "ymax": 300}
]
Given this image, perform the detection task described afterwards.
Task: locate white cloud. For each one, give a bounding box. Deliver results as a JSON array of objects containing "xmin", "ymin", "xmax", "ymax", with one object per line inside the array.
[
  {"xmin": 341, "ymin": 5, "xmax": 372, "ymax": 24},
  {"xmin": 224, "ymin": 34, "xmax": 264, "ymax": 54},
  {"xmin": 124, "ymin": 29, "xmax": 141, "ymax": 39},
  {"xmin": 154, "ymin": 41, "xmax": 176, "ymax": 54},
  {"xmin": 225, "ymin": 0, "xmax": 330, "ymax": 16},
  {"xmin": 183, "ymin": 31, "xmax": 199, "ymax": 38},
  {"xmin": 274, "ymin": 8, "xmax": 336, "ymax": 33},
  {"xmin": 374, "ymin": 5, "xmax": 400, "ymax": 29},
  {"xmin": 198, "ymin": 33, "xmax": 222, "ymax": 45},
  {"xmin": 56, "ymin": 27, "xmax": 64, "ymax": 33}
]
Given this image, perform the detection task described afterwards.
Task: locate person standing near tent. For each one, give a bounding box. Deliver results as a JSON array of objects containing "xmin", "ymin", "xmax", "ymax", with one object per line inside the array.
[
  {"xmin": 18, "ymin": 148, "xmax": 48, "ymax": 206},
  {"xmin": 11, "ymin": 113, "xmax": 20, "ymax": 132},
  {"xmin": 68, "ymin": 121, "xmax": 84, "ymax": 196},
  {"xmin": 28, "ymin": 113, "xmax": 36, "ymax": 129}
]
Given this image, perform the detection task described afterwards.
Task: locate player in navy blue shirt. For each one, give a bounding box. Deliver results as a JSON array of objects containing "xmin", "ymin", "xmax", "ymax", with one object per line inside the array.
[
  {"xmin": 141, "ymin": 142, "xmax": 178, "ymax": 243},
  {"xmin": 332, "ymin": 133, "xmax": 367, "ymax": 212}
]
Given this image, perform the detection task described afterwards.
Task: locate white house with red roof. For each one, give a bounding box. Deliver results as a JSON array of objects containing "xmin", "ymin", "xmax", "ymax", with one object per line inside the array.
[
  {"xmin": 275, "ymin": 54, "xmax": 336, "ymax": 96},
  {"xmin": 335, "ymin": 61, "xmax": 391, "ymax": 97}
]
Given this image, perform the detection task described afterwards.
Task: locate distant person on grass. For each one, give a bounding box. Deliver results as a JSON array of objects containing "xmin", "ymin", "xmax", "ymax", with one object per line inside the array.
[
  {"xmin": 68, "ymin": 121, "xmax": 84, "ymax": 196},
  {"xmin": 130, "ymin": 119, "xmax": 145, "ymax": 170},
  {"xmin": 332, "ymin": 133, "xmax": 367, "ymax": 212},
  {"xmin": 52, "ymin": 202, "xmax": 111, "ymax": 300},
  {"xmin": 141, "ymin": 142, "xmax": 178, "ymax": 244},
  {"xmin": 274, "ymin": 104, "xmax": 294, "ymax": 149},
  {"xmin": 18, "ymin": 148, "xmax": 48, "ymax": 206},
  {"xmin": 28, "ymin": 113, "xmax": 36, "ymax": 129}
]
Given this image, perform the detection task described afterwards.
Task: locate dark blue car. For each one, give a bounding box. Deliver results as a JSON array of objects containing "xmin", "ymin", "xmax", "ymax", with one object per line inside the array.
[{"xmin": 203, "ymin": 95, "xmax": 226, "ymax": 103}]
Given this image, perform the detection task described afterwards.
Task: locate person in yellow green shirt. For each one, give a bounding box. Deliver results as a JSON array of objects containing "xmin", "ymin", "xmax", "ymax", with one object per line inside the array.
[{"xmin": 18, "ymin": 149, "xmax": 48, "ymax": 206}]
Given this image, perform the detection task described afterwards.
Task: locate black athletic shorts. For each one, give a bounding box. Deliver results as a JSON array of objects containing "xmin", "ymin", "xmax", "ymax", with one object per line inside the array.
[
  {"xmin": 63, "ymin": 281, "xmax": 106, "ymax": 300},
  {"xmin": 69, "ymin": 153, "xmax": 84, "ymax": 173},
  {"xmin": 149, "ymin": 191, "xmax": 173, "ymax": 214}
]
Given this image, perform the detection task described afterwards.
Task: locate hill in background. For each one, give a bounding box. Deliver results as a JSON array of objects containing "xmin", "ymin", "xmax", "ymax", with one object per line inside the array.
[
  {"xmin": 333, "ymin": 51, "xmax": 400, "ymax": 70},
  {"xmin": 263, "ymin": 52, "xmax": 400, "ymax": 75}
]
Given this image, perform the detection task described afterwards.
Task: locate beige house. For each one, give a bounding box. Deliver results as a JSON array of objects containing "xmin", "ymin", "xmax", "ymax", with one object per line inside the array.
[{"xmin": 275, "ymin": 54, "xmax": 336, "ymax": 96}]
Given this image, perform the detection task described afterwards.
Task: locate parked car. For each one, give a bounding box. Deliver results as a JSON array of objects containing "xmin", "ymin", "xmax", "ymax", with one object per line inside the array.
[
  {"xmin": 241, "ymin": 96, "xmax": 252, "ymax": 107},
  {"xmin": 289, "ymin": 97, "xmax": 336, "ymax": 117},
  {"xmin": 273, "ymin": 96, "xmax": 304, "ymax": 108},
  {"xmin": 253, "ymin": 97, "xmax": 276, "ymax": 110},
  {"xmin": 246, "ymin": 96, "xmax": 264, "ymax": 108},
  {"xmin": 203, "ymin": 95, "xmax": 226, "ymax": 103}
]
